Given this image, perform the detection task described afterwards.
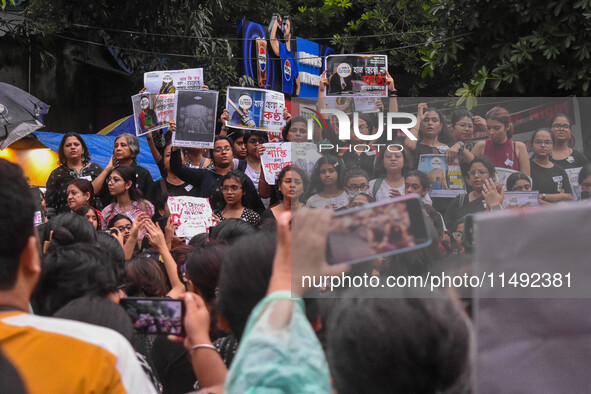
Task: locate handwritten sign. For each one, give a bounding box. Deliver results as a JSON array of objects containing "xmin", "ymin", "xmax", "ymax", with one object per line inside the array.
[
  {"xmin": 261, "ymin": 142, "xmax": 291, "ymax": 184},
  {"xmin": 167, "ymin": 196, "xmax": 214, "ymax": 237}
]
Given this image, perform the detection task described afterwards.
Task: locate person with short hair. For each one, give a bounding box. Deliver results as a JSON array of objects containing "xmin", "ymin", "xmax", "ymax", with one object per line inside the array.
[
  {"xmin": 0, "ymin": 158, "xmax": 156, "ymax": 393},
  {"xmin": 549, "ymin": 113, "xmax": 589, "ymax": 169}
]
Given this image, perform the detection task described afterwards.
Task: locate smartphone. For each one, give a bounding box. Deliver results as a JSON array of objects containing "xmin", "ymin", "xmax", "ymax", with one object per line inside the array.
[
  {"xmin": 581, "ymin": 190, "xmax": 590, "ymax": 200},
  {"xmin": 101, "ymin": 228, "xmax": 119, "ymax": 236},
  {"xmin": 120, "ymin": 298, "xmax": 185, "ymax": 336},
  {"xmin": 327, "ymin": 194, "xmax": 432, "ymax": 265}
]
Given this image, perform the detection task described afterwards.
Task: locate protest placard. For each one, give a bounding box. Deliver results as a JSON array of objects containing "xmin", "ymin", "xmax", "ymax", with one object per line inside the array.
[
  {"xmin": 167, "ymin": 196, "xmax": 214, "ymax": 237},
  {"xmin": 132, "ymin": 93, "xmax": 177, "ymax": 137},
  {"xmin": 292, "ymin": 142, "xmax": 322, "ymax": 178},
  {"xmin": 494, "ymin": 167, "xmax": 519, "ymax": 190},
  {"xmin": 418, "ymin": 154, "xmax": 465, "ymax": 198},
  {"xmin": 261, "ymin": 142, "xmax": 291, "ymax": 184},
  {"xmin": 325, "ymin": 54, "xmax": 388, "ymax": 97},
  {"xmin": 144, "ymin": 68, "xmax": 203, "ymax": 93},
  {"xmin": 565, "ymin": 167, "xmax": 583, "ymax": 200},
  {"xmin": 225, "ymin": 87, "xmax": 286, "ymax": 133},
  {"xmin": 172, "ymin": 90, "xmax": 218, "ymax": 149},
  {"xmin": 502, "ymin": 191, "xmax": 540, "ymax": 209}
]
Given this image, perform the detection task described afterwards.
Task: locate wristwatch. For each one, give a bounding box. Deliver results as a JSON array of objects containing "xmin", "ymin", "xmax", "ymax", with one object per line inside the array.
[
  {"xmin": 390, "ymin": 89, "xmax": 398, "ymax": 97},
  {"xmin": 542, "ymin": 193, "xmax": 546, "ymax": 201},
  {"xmin": 456, "ymin": 141, "xmax": 465, "ymax": 154},
  {"xmin": 491, "ymin": 204, "xmax": 503, "ymax": 211}
]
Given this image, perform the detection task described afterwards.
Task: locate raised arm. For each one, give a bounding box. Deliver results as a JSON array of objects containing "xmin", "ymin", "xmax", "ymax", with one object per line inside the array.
[
  {"xmin": 169, "ymin": 147, "xmax": 205, "ymax": 186},
  {"xmin": 269, "ymin": 16, "xmax": 281, "ymax": 57},
  {"xmin": 404, "ymin": 102, "xmax": 426, "ymax": 151},
  {"xmin": 92, "ymin": 156, "xmax": 115, "ymax": 195}
]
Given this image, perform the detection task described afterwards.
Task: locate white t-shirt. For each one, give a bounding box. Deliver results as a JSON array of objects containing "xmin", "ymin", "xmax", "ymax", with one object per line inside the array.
[
  {"xmin": 245, "ymin": 163, "xmax": 270, "ymax": 208},
  {"xmin": 305, "ymin": 191, "xmax": 349, "ymax": 210},
  {"xmin": 369, "ymin": 178, "xmax": 406, "ymax": 201}
]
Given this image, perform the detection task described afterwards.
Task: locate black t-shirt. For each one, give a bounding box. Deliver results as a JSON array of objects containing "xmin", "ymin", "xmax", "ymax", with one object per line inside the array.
[
  {"xmin": 550, "ymin": 149, "xmax": 589, "ymax": 169},
  {"xmin": 530, "ymin": 159, "xmax": 572, "ymax": 194},
  {"xmin": 156, "ymin": 159, "xmax": 201, "ymax": 197}
]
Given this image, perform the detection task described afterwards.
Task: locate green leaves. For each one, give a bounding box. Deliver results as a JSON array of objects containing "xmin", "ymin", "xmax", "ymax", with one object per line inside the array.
[{"xmin": 1, "ymin": 0, "xmax": 15, "ymax": 9}]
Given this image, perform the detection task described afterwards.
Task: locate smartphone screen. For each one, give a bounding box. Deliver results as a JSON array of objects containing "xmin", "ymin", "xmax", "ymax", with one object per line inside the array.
[
  {"xmin": 327, "ymin": 194, "xmax": 432, "ymax": 265},
  {"xmin": 120, "ymin": 298, "xmax": 185, "ymax": 336}
]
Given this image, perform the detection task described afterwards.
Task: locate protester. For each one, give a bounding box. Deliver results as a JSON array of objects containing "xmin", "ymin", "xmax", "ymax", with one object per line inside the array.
[
  {"xmin": 45, "ymin": 132, "xmax": 105, "ymax": 217},
  {"xmin": 405, "ymin": 169, "xmax": 433, "ymax": 206},
  {"xmin": 66, "ymin": 178, "xmax": 94, "ymax": 212},
  {"xmin": 242, "ymin": 130, "xmax": 270, "ymax": 206},
  {"xmin": 506, "ymin": 172, "xmax": 532, "ymax": 192},
  {"xmin": 472, "ymin": 107, "xmax": 530, "ymax": 175},
  {"xmin": 75, "ymin": 205, "xmax": 102, "ymax": 230},
  {"xmin": 101, "ymin": 165, "xmax": 155, "ymax": 230},
  {"xmin": 169, "ymin": 136, "xmax": 267, "ymax": 214},
  {"xmin": 346, "ymin": 192, "xmax": 375, "ymax": 208},
  {"xmin": 265, "ymin": 165, "xmax": 308, "ymax": 220},
  {"xmin": 228, "ymin": 128, "xmax": 248, "ymax": 160},
  {"xmin": 549, "ymin": 114, "xmax": 589, "ymax": 169},
  {"xmin": 214, "ymin": 171, "xmax": 261, "ymax": 226},
  {"xmin": 404, "ymin": 104, "xmax": 452, "ymax": 169},
  {"xmin": 0, "ymin": 158, "xmax": 156, "ymax": 393},
  {"xmin": 369, "ymin": 149, "xmax": 408, "ymax": 201},
  {"xmin": 444, "ymin": 157, "xmax": 503, "ymax": 230},
  {"xmin": 529, "ymin": 128, "xmax": 573, "ymax": 203},
  {"xmin": 445, "ymin": 109, "xmax": 476, "ymax": 174},
  {"xmin": 306, "ymin": 155, "xmax": 348, "ymax": 209}
]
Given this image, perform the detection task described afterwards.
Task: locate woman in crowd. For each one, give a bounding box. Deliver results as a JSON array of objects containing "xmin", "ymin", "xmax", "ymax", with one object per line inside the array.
[
  {"xmin": 444, "ymin": 157, "xmax": 503, "ymax": 230},
  {"xmin": 146, "ymin": 139, "xmax": 200, "ymax": 197},
  {"xmin": 66, "ymin": 179, "xmax": 94, "ymax": 213},
  {"xmin": 101, "ymin": 165, "xmax": 154, "ymax": 230},
  {"xmin": 265, "ymin": 165, "xmax": 308, "ymax": 220},
  {"xmin": 338, "ymin": 113, "xmax": 381, "ymax": 179},
  {"xmin": 242, "ymin": 130, "xmax": 269, "ymax": 206},
  {"xmin": 529, "ymin": 128, "xmax": 572, "ymax": 203},
  {"xmin": 214, "ymin": 171, "xmax": 261, "ymax": 226},
  {"xmin": 282, "ymin": 117, "xmax": 308, "ymax": 143},
  {"xmin": 404, "ymin": 104, "xmax": 452, "ymax": 169},
  {"xmin": 369, "ymin": 149, "xmax": 408, "ymax": 201},
  {"xmin": 45, "ymin": 132, "xmax": 105, "ymax": 217},
  {"xmin": 445, "ymin": 109, "xmax": 476, "ymax": 177},
  {"xmin": 306, "ymin": 156, "xmax": 348, "ymax": 209},
  {"xmin": 105, "ymin": 133, "xmax": 156, "ymax": 204},
  {"xmin": 549, "ymin": 114, "xmax": 589, "ymax": 169},
  {"xmin": 506, "ymin": 172, "xmax": 532, "ymax": 192},
  {"xmin": 343, "ymin": 168, "xmax": 371, "ymax": 201},
  {"xmin": 404, "ymin": 170, "xmax": 433, "ymax": 206},
  {"xmin": 472, "ymin": 107, "xmax": 530, "ymax": 175},
  {"xmin": 579, "ymin": 164, "xmax": 591, "ymax": 199},
  {"xmin": 107, "ymin": 214, "xmax": 133, "ymax": 244},
  {"xmin": 347, "ymin": 192, "xmax": 376, "ymax": 209},
  {"xmin": 75, "ymin": 205, "xmax": 102, "ymax": 230}
]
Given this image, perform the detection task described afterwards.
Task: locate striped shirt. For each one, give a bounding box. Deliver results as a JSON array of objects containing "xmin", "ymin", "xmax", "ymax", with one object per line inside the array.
[{"xmin": 0, "ymin": 311, "xmax": 157, "ymax": 394}]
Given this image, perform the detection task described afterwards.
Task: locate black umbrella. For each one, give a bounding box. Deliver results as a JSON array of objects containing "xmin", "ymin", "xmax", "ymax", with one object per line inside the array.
[{"xmin": 0, "ymin": 83, "xmax": 50, "ymax": 149}]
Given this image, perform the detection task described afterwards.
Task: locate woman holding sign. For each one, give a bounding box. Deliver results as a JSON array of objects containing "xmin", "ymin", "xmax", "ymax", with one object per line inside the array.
[
  {"xmin": 404, "ymin": 104, "xmax": 453, "ymax": 170},
  {"xmin": 214, "ymin": 171, "xmax": 261, "ymax": 226}
]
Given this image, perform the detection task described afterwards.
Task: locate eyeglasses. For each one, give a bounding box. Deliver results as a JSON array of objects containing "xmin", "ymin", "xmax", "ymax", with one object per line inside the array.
[
  {"xmin": 222, "ymin": 185, "xmax": 242, "ymax": 192},
  {"xmin": 581, "ymin": 183, "xmax": 591, "ymax": 190},
  {"xmin": 346, "ymin": 183, "xmax": 369, "ymax": 191},
  {"xmin": 551, "ymin": 123, "xmax": 570, "ymax": 130},
  {"xmin": 468, "ymin": 169, "xmax": 488, "ymax": 177},
  {"xmin": 453, "ymin": 232, "xmax": 463, "ymax": 239},
  {"xmin": 534, "ymin": 140, "xmax": 553, "ymax": 145},
  {"xmin": 248, "ymin": 139, "xmax": 263, "ymax": 145},
  {"xmin": 213, "ymin": 147, "xmax": 232, "ymax": 153},
  {"xmin": 117, "ymin": 225, "xmax": 132, "ymax": 232},
  {"xmin": 456, "ymin": 122, "xmax": 474, "ymax": 129},
  {"xmin": 107, "ymin": 177, "xmax": 122, "ymax": 184}
]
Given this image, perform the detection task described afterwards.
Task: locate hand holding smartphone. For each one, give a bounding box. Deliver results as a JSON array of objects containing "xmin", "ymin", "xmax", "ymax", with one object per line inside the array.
[
  {"xmin": 327, "ymin": 195, "xmax": 432, "ymax": 265},
  {"xmin": 120, "ymin": 298, "xmax": 185, "ymax": 336}
]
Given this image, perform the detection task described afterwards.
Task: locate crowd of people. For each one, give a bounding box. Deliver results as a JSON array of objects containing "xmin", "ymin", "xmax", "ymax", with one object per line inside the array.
[{"xmin": 2, "ymin": 71, "xmax": 590, "ymax": 393}]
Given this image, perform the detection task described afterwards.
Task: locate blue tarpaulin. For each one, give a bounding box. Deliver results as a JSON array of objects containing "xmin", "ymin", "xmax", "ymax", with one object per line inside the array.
[{"xmin": 33, "ymin": 131, "xmax": 161, "ymax": 181}]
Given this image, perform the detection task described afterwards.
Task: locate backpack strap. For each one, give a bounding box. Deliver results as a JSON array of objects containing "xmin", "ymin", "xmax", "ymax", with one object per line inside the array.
[{"xmin": 372, "ymin": 177, "xmax": 384, "ymax": 197}]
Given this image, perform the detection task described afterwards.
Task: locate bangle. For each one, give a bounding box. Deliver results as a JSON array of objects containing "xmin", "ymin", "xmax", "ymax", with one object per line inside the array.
[{"xmin": 189, "ymin": 344, "xmax": 217, "ymax": 353}]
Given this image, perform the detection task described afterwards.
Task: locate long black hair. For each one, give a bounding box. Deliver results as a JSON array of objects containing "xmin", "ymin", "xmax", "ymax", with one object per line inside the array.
[{"xmin": 58, "ymin": 132, "xmax": 91, "ymax": 166}]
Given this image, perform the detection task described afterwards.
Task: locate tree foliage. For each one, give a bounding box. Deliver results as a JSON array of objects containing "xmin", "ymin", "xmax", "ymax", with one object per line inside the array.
[{"xmin": 9, "ymin": 0, "xmax": 591, "ymax": 97}]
